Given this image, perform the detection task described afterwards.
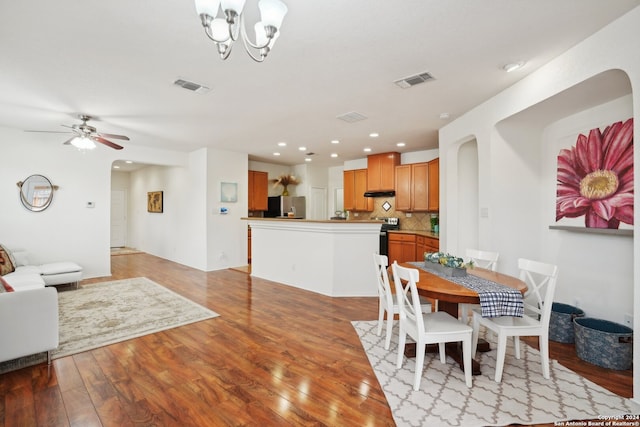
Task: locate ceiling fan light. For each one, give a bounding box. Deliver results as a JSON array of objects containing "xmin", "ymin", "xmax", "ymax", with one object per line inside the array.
[
  {"xmin": 195, "ymin": 0, "xmax": 220, "ymax": 17},
  {"xmin": 221, "ymin": 0, "xmax": 246, "ymax": 14},
  {"xmin": 71, "ymin": 136, "xmax": 96, "ymax": 150},
  {"xmin": 259, "ymin": 0, "xmax": 287, "ymax": 30}
]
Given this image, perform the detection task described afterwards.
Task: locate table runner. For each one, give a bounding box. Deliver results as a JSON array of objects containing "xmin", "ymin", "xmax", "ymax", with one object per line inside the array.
[{"xmin": 409, "ymin": 262, "xmax": 524, "ymax": 317}]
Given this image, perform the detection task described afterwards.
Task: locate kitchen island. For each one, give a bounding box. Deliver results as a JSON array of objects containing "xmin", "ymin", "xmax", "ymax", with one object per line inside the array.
[{"xmin": 244, "ymin": 218, "xmax": 382, "ymax": 297}]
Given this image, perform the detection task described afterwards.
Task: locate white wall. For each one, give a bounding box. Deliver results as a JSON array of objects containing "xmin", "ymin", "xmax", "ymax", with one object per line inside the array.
[
  {"xmin": 0, "ymin": 127, "xmax": 190, "ymax": 278},
  {"xmin": 207, "ymin": 148, "xmax": 248, "ymax": 270},
  {"xmin": 128, "ymin": 151, "xmax": 208, "ymax": 270},
  {"xmin": 439, "ymin": 7, "xmax": 640, "ymax": 399},
  {"xmin": 540, "ymin": 96, "xmax": 633, "ymax": 320}
]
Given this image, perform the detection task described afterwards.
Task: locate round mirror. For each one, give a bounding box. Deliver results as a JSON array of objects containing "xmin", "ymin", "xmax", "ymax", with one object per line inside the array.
[{"xmin": 17, "ymin": 174, "xmax": 55, "ymax": 212}]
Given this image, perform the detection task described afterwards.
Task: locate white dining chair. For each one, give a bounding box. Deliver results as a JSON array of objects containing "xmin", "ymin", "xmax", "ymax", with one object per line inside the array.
[
  {"xmin": 373, "ymin": 254, "xmax": 431, "ymax": 350},
  {"xmin": 471, "ymin": 258, "xmax": 559, "ymax": 383},
  {"xmin": 460, "ymin": 248, "xmax": 500, "ymax": 324},
  {"xmin": 392, "ymin": 261, "xmax": 472, "ymax": 390}
]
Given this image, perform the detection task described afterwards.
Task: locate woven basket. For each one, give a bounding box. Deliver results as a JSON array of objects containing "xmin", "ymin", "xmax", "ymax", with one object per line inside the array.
[
  {"xmin": 574, "ymin": 317, "xmax": 633, "ymax": 370},
  {"xmin": 549, "ymin": 303, "xmax": 584, "ymax": 343}
]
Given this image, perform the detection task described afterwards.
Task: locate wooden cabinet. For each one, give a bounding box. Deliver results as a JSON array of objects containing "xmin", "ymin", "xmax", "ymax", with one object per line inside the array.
[
  {"xmin": 388, "ymin": 233, "xmax": 417, "ymax": 265},
  {"xmin": 248, "ymin": 170, "xmax": 268, "ymax": 211},
  {"xmin": 428, "ymin": 158, "xmax": 439, "ymax": 211},
  {"xmin": 416, "ymin": 235, "xmax": 439, "ymax": 260},
  {"xmin": 394, "ymin": 159, "xmax": 438, "ymax": 212},
  {"xmin": 343, "ymin": 169, "xmax": 373, "ymax": 212},
  {"xmin": 367, "ymin": 152, "xmax": 400, "ymax": 191}
]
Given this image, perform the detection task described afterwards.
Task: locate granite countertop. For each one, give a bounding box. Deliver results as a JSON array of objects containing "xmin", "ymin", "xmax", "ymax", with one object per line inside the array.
[{"xmin": 388, "ymin": 230, "xmax": 439, "ymax": 239}]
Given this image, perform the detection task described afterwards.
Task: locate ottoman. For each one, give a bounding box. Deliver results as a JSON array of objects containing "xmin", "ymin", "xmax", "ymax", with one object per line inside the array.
[{"xmin": 40, "ymin": 262, "xmax": 83, "ymax": 288}]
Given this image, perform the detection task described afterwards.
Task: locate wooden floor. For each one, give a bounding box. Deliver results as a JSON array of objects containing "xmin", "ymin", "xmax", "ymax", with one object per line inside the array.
[{"xmin": 0, "ymin": 253, "xmax": 632, "ymax": 426}]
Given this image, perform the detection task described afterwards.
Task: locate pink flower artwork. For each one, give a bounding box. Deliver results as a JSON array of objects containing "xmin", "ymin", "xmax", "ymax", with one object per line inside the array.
[{"xmin": 556, "ymin": 118, "xmax": 634, "ymax": 229}]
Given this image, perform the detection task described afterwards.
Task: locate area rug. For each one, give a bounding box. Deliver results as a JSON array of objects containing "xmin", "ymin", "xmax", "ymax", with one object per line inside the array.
[
  {"xmin": 352, "ymin": 320, "xmax": 640, "ymax": 427},
  {"xmin": 0, "ymin": 278, "xmax": 218, "ymax": 373},
  {"xmin": 110, "ymin": 247, "xmax": 143, "ymax": 256}
]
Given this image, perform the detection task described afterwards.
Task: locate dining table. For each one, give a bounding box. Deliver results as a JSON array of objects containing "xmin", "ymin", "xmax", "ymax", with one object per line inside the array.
[{"xmin": 399, "ymin": 262, "xmax": 528, "ymax": 375}]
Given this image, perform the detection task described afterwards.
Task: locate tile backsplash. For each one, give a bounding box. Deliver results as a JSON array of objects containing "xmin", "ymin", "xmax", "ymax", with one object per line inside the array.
[{"xmin": 349, "ymin": 197, "xmax": 437, "ymax": 231}]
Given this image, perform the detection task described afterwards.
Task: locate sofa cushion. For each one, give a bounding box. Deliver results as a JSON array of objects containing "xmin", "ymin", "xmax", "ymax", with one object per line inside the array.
[
  {"xmin": 2, "ymin": 272, "xmax": 45, "ymax": 291},
  {"xmin": 0, "ymin": 245, "xmax": 16, "ymax": 276},
  {"xmin": 0, "ymin": 276, "xmax": 15, "ymax": 292},
  {"xmin": 11, "ymin": 250, "xmax": 30, "ymax": 267},
  {"xmin": 39, "ymin": 262, "xmax": 82, "ymax": 275}
]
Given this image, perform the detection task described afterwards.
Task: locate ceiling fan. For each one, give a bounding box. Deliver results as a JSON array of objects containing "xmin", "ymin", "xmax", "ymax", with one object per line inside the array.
[{"xmin": 26, "ymin": 114, "xmax": 129, "ymax": 150}]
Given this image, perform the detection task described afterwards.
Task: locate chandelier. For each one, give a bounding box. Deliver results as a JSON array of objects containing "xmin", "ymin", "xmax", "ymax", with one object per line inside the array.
[{"xmin": 194, "ymin": 0, "xmax": 288, "ymax": 62}]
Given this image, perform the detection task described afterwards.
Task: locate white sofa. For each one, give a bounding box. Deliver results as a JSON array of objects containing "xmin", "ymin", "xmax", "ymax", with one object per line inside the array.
[
  {"xmin": 0, "ymin": 247, "xmax": 78, "ymax": 365},
  {"xmin": 3, "ymin": 249, "xmax": 82, "ymax": 291},
  {"xmin": 0, "ymin": 285, "xmax": 59, "ymax": 364}
]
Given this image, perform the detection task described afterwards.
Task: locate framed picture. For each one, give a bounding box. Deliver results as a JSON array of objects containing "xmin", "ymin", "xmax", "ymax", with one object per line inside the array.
[
  {"xmin": 220, "ymin": 182, "xmax": 238, "ymax": 203},
  {"xmin": 555, "ymin": 118, "xmax": 633, "ymax": 230},
  {"xmin": 147, "ymin": 191, "xmax": 163, "ymax": 213}
]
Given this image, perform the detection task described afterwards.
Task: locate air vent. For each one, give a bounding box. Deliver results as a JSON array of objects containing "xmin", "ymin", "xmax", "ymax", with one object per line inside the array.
[
  {"xmin": 173, "ymin": 78, "xmax": 211, "ymax": 94},
  {"xmin": 394, "ymin": 71, "xmax": 435, "ymax": 89},
  {"xmin": 336, "ymin": 111, "xmax": 368, "ymax": 123}
]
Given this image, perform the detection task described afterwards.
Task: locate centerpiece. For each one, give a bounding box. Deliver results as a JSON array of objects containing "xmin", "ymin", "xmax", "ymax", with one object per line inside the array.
[
  {"xmin": 424, "ymin": 251, "xmax": 472, "ymax": 277},
  {"xmin": 271, "ymin": 174, "xmax": 300, "ymax": 196}
]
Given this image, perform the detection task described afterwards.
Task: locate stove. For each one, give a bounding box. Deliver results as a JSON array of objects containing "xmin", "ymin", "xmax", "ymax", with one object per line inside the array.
[{"xmin": 375, "ymin": 217, "xmax": 400, "ymax": 256}]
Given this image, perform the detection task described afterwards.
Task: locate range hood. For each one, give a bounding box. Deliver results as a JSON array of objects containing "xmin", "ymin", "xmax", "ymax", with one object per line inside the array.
[{"xmin": 364, "ymin": 190, "xmax": 395, "ymax": 198}]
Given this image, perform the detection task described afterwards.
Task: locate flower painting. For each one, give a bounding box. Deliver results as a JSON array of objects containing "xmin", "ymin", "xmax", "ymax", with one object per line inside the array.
[{"xmin": 556, "ymin": 118, "xmax": 633, "ymax": 229}]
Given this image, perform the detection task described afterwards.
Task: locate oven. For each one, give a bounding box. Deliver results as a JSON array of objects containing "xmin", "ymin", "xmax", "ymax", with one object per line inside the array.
[{"xmin": 377, "ymin": 217, "xmax": 399, "ymax": 256}]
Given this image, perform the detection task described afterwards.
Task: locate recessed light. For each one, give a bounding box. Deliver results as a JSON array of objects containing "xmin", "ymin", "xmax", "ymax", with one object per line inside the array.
[
  {"xmin": 439, "ymin": 112, "xmax": 450, "ymax": 120},
  {"xmin": 502, "ymin": 61, "xmax": 525, "ymax": 72},
  {"xmin": 364, "ymin": 147, "xmax": 372, "ymax": 152},
  {"xmin": 305, "ymin": 158, "xmax": 312, "ymax": 162},
  {"xmin": 298, "ymin": 146, "xmax": 306, "ymax": 151},
  {"xmin": 331, "ymin": 153, "xmax": 338, "ymax": 158},
  {"xmin": 331, "ymin": 140, "xmax": 340, "ymax": 144},
  {"xmin": 277, "ymin": 141, "xmax": 287, "ymax": 147},
  {"xmin": 397, "ymin": 142, "xmax": 406, "ymax": 147},
  {"xmin": 273, "ymin": 152, "xmax": 280, "ymax": 156},
  {"xmin": 125, "ymin": 160, "xmax": 133, "ymax": 164},
  {"xmin": 113, "ymin": 165, "xmax": 120, "ymax": 169},
  {"xmin": 369, "ymin": 132, "xmax": 379, "ymax": 138}
]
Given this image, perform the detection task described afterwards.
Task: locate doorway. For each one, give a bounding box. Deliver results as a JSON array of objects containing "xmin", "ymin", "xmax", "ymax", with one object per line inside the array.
[
  {"xmin": 309, "ymin": 187, "xmax": 327, "ymax": 220},
  {"xmin": 110, "ymin": 189, "xmax": 127, "ymax": 248}
]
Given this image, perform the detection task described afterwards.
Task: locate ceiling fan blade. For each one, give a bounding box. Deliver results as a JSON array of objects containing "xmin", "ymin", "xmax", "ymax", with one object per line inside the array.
[
  {"xmin": 25, "ymin": 130, "xmax": 72, "ymax": 134},
  {"xmin": 62, "ymin": 137, "xmax": 76, "ymax": 145},
  {"xmin": 97, "ymin": 132, "xmax": 130, "ymax": 141},
  {"xmin": 94, "ymin": 136, "xmax": 124, "ymax": 150}
]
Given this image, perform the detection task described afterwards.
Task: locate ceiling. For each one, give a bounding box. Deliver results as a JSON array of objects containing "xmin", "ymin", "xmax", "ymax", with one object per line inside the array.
[{"xmin": 1, "ymin": 1, "xmax": 639, "ymax": 168}]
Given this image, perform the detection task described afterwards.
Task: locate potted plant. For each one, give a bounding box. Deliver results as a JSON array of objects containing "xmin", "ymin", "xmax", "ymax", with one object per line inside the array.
[{"xmin": 430, "ymin": 216, "xmax": 439, "ymax": 234}]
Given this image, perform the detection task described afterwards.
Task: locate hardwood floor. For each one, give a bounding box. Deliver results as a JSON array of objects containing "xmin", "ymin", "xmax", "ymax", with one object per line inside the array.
[{"xmin": 0, "ymin": 253, "xmax": 632, "ymax": 426}]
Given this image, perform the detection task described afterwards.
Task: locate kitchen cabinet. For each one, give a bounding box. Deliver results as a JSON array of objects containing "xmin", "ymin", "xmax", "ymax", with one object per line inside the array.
[
  {"xmin": 248, "ymin": 170, "xmax": 268, "ymax": 211},
  {"xmin": 416, "ymin": 235, "xmax": 439, "ymax": 261},
  {"xmin": 395, "ymin": 159, "xmax": 438, "ymax": 212},
  {"xmin": 367, "ymin": 152, "xmax": 400, "ymax": 191},
  {"xmin": 428, "ymin": 158, "xmax": 439, "ymax": 211},
  {"xmin": 388, "ymin": 233, "xmax": 417, "ymax": 265},
  {"xmin": 344, "ymin": 169, "xmax": 373, "ymax": 212}
]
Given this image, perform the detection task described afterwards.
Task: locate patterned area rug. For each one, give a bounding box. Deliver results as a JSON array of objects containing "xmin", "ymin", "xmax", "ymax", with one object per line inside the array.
[
  {"xmin": 0, "ymin": 278, "xmax": 218, "ymax": 373},
  {"xmin": 353, "ymin": 320, "xmax": 640, "ymax": 426},
  {"xmin": 110, "ymin": 247, "xmax": 143, "ymax": 256}
]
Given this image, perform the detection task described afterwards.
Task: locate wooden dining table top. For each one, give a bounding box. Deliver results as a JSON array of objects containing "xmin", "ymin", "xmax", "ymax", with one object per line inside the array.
[{"xmin": 399, "ymin": 262, "xmax": 528, "ymax": 305}]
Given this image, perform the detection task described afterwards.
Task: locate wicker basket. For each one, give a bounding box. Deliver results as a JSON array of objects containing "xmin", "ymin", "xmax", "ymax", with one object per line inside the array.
[
  {"xmin": 549, "ymin": 303, "xmax": 584, "ymax": 343},
  {"xmin": 574, "ymin": 317, "xmax": 633, "ymax": 370}
]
